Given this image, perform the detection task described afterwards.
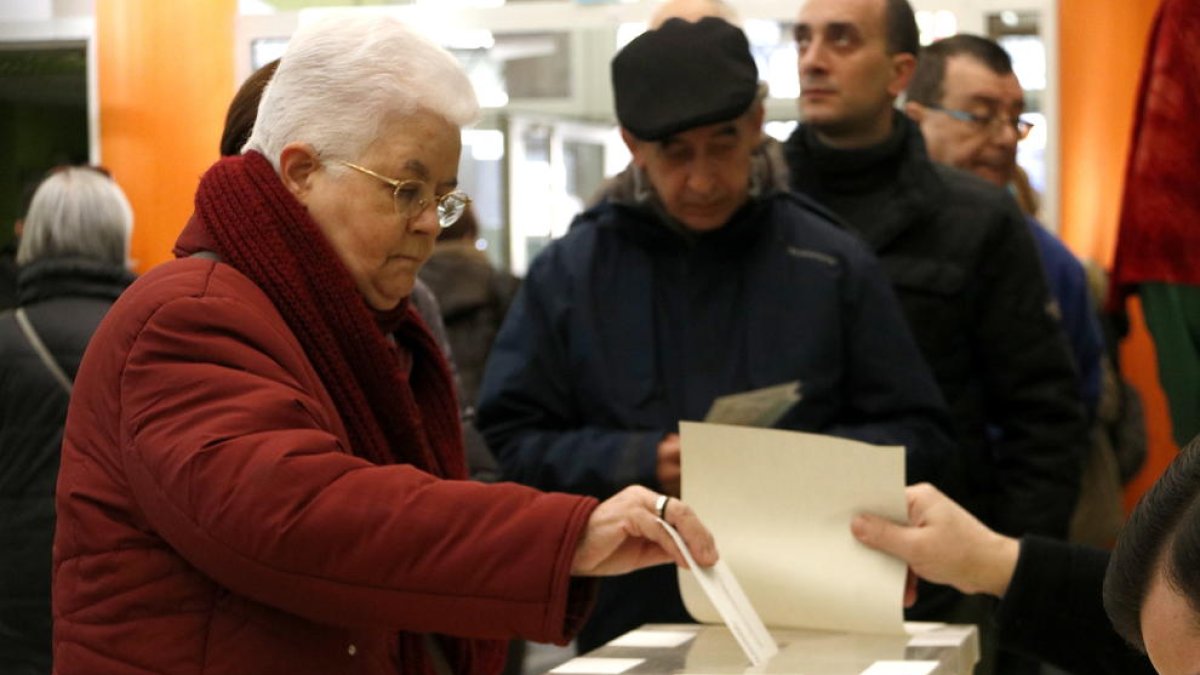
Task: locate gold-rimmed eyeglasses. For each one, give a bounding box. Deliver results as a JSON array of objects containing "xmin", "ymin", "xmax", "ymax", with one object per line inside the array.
[
  {"xmin": 339, "ymin": 161, "xmax": 471, "ymax": 229},
  {"xmin": 925, "ymin": 105, "xmax": 1034, "ymax": 140}
]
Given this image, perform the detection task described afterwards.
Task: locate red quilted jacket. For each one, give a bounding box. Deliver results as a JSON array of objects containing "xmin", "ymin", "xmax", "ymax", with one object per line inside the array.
[{"xmin": 53, "ymin": 257, "xmax": 597, "ymax": 674}]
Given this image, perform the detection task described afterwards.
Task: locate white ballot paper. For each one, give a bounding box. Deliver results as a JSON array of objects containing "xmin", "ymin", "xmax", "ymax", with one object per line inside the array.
[
  {"xmin": 657, "ymin": 518, "xmax": 778, "ymax": 666},
  {"xmin": 678, "ymin": 422, "xmax": 908, "ymax": 635}
]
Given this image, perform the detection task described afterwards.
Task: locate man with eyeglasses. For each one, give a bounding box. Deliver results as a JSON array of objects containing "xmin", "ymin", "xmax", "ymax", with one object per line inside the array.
[
  {"xmin": 904, "ymin": 35, "xmax": 1034, "ymax": 187},
  {"xmin": 782, "ymin": 2, "xmax": 1087, "ymax": 673},
  {"xmin": 906, "ymin": 33, "xmax": 1108, "ymax": 532}
]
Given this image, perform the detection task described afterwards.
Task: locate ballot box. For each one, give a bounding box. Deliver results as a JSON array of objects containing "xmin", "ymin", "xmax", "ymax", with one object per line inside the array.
[{"xmin": 546, "ymin": 622, "xmax": 979, "ymax": 675}]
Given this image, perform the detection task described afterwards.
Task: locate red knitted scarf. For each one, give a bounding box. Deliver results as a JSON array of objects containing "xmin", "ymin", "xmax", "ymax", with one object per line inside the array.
[{"xmin": 188, "ymin": 151, "xmax": 504, "ymax": 675}]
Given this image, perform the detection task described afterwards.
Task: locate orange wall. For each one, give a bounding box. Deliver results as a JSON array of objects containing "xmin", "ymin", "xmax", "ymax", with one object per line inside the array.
[
  {"xmin": 1059, "ymin": 0, "xmax": 1178, "ymax": 509},
  {"xmin": 97, "ymin": 0, "xmax": 236, "ymax": 274},
  {"xmin": 1058, "ymin": 0, "xmax": 1161, "ymax": 265}
]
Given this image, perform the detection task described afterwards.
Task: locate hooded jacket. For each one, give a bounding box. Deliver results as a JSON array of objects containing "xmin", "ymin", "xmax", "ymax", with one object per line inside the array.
[{"xmin": 477, "ymin": 165, "xmax": 958, "ymax": 649}]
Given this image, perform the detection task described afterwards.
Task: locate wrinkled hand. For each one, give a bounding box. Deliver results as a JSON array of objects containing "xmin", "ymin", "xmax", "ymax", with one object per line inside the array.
[
  {"xmin": 571, "ymin": 485, "xmax": 718, "ymax": 576},
  {"xmin": 656, "ymin": 433, "xmax": 681, "ymax": 497},
  {"xmin": 851, "ymin": 483, "xmax": 1020, "ymax": 602}
]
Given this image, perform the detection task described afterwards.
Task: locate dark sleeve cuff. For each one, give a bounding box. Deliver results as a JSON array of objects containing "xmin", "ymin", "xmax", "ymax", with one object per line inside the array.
[
  {"xmin": 996, "ymin": 536, "xmax": 1153, "ymax": 675},
  {"xmin": 562, "ymin": 577, "xmax": 599, "ymax": 641},
  {"xmin": 614, "ymin": 430, "xmax": 669, "ymax": 491}
]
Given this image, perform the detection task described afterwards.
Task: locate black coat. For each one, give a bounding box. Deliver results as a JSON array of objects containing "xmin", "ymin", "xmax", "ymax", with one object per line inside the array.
[
  {"xmin": 0, "ymin": 257, "xmax": 133, "ymax": 673},
  {"xmin": 786, "ymin": 114, "xmax": 1087, "ymax": 539}
]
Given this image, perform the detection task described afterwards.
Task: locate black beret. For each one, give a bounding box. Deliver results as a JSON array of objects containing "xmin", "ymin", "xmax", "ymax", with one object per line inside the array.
[{"xmin": 612, "ymin": 17, "xmax": 759, "ymax": 141}]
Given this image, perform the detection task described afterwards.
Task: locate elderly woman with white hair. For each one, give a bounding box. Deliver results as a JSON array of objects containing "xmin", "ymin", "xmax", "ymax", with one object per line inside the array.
[
  {"xmin": 51, "ymin": 15, "xmax": 717, "ymax": 675},
  {"xmin": 0, "ymin": 166, "xmax": 136, "ymax": 675}
]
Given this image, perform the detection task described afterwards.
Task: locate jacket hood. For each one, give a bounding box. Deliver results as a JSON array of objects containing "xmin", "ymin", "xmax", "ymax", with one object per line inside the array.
[{"xmin": 583, "ymin": 137, "xmax": 792, "ymax": 253}]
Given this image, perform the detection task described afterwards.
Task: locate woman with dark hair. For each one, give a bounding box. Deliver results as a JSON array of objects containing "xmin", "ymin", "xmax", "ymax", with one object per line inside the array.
[
  {"xmin": 219, "ymin": 58, "xmax": 279, "ymax": 157},
  {"xmin": 0, "ymin": 166, "xmax": 136, "ymax": 674}
]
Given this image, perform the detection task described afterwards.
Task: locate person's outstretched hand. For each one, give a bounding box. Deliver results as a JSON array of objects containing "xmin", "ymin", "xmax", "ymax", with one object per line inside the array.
[
  {"xmin": 851, "ymin": 483, "xmax": 1020, "ymax": 605},
  {"xmin": 571, "ymin": 485, "xmax": 718, "ymax": 576}
]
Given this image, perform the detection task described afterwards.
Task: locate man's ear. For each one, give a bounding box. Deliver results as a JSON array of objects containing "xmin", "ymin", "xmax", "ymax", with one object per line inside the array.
[
  {"xmin": 620, "ymin": 128, "xmax": 648, "ymax": 169},
  {"xmin": 278, "ymin": 142, "xmax": 321, "ymax": 201},
  {"xmin": 888, "ymin": 52, "xmax": 918, "ymax": 99}
]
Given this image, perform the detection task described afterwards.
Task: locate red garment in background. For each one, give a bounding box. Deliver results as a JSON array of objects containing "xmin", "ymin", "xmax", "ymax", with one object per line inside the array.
[{"xmin": 1110, "ymin": 0, "xmax": 1200, "ymax": 305}]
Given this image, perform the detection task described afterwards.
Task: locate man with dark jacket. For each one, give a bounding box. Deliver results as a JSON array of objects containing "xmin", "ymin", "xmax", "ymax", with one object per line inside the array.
[
  {"xmin": 785, "ymin": 0, "xmax": 1085, "ymax": 544},
  {"xmin": 478, "ymin": 17, "xmax": 959, "ymax": 651},
  {"xmin": 905, "ymin": 34, "xmax": 1104, "ymax": 424},
  {"xmin": 904, "ymin": 34, "xmax": 1121, "ymax": 548},
  {"xmin": 783, "ymin": 1, "xmax": 1087, "ymax": 672}
]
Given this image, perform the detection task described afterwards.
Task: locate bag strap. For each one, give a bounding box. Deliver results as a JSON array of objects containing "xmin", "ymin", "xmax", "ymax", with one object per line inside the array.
[{"xmin": 14, "ymin": 307, "xmax": 73, "ymax": 394}]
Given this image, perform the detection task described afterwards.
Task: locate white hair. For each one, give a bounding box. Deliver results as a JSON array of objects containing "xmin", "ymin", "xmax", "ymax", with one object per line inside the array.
[
  {"xmin": 17, "ymin": 167, "xmax": 133, "ymax": 268},
  {"xmin": 245, "ymin": 14, "xmax": 480, "ymax": 168}
]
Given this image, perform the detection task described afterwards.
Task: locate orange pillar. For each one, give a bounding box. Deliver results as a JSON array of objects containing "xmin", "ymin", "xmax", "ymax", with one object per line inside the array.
[
  {"xmin": 96, "ymin": 0, "xmax": 236, "ymax": 274},
  {"xmin": 1059, "ymin": 0, "xmax": 1178, "ymax": 509}
]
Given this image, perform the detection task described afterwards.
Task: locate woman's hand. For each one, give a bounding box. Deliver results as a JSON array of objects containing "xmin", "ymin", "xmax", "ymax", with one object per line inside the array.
[
  {"xmin": 851, "ymin": 483, "xmax": 1021, "ymax": 602},
  {"xmin": 571, "ymin": 485, "xmax": 718, "ymax": 576}
]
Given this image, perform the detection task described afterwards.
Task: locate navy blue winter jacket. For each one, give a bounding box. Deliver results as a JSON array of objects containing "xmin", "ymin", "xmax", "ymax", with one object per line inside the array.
[
  {"xmin": 479, "ymin": 193, "xmax": 957, "ymax": 497},
  {"xmin": 477, "ymin": 189, "xmax": 961, "ymax": 648}
]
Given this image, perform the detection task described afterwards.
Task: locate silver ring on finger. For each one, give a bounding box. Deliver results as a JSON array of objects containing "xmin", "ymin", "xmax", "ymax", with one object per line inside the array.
[{"xmin": 655, "ymin": 494, "xmax": 671, "ymax": 521}]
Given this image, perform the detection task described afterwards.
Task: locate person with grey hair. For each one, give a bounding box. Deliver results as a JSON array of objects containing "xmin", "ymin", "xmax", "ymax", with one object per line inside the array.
[
  {"xmin": 51, "ymin": 15, "xmax": 718, "ymax": 675},
  {"xmin": 0, "ymin": 165, "xmax": 136, "ymax": 675}
]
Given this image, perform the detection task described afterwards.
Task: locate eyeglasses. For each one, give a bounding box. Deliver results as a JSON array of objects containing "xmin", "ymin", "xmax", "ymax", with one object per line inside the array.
[
  {"xmin": 338, "ymin": 161, "xmax": 471, "ymax": 229},
  {"xmin": 925, "ymin": 105, "xmax": 1034, "ymax": 140}
]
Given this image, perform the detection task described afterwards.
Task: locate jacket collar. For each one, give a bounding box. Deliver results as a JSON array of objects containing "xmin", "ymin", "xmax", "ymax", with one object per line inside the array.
[
  {"xmin": 17, "ymin": 256, "xmax": 135, "ymax": 306},
  {"xmin": 785, "ymin": 110, "xmax": 944, "ymax": 253}
]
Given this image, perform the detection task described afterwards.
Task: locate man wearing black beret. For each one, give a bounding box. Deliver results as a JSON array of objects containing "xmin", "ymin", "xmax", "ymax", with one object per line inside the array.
[{"xmin": 477, "ymin": 16, "xmax": 961, "ymax": 650}]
